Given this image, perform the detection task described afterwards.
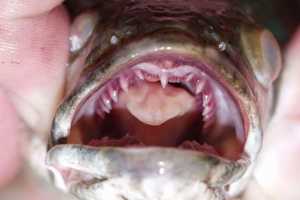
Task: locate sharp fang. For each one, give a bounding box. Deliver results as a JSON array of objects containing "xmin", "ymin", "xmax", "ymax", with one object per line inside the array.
[
  {"xmin": 120, "ymin": 76, "xmax": 129, "ymax": 92},
  {"xmin": 102, "ymin": 97, "xmax": 112, "ymax": 111},
  {"xmin": 196, "ymin": 80, "xmax": 206, "ymax": 94},
  {"xmin": 203, "ymin": 105, "xmax": 213, "ymax": 117},
  {"xmin": 203, "ymin": 111, "xmax": 215, "ymax": 121},
  {"xmin": 135, "ymin": 70, "xmax": 144, "ymax": 80},
  {"xmin": 160, "ymin": 73, "xmax": 168, "ymax": 88},
  {"xmin": 101, "ymin": 103, "xmax": 110, "ymax": 113},
  {"xmin": 109, "ymin": 88, "xmax": 118, "ymax": 103},
  {"xmin": 203, "ymin": 94, "xmax": 212, "ymax": 106}
]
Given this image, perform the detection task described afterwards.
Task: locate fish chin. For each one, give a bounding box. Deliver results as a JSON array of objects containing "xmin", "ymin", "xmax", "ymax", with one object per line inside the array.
[
  {"xmin": 47, "ymin": 146, "xmax": 247, "ymax": 200},
  {"xmin": 47, "ymin": 1, "xmax": 281, "ymax": 199}
]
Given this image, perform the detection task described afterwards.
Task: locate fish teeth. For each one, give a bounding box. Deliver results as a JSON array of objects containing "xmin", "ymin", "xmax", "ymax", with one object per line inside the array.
[
  {"xmin": 203, "ymin": 104, "xmax": 213, "ymax": 117},
  {"xmin": 195, "ymin": 80, "xmax": 206, "ymax": 94},
  {"xmin": 109, "ymin": 88, "xmax": 118, "ymax": 103},
  {"xmin": 120, "ymin": 76, "xmax": 129, "ymax": 92},
  {"xmin": 135, "ymin": 70, "xmax": 144, "ymax": 80},
  {"xmin": 203, "ymin": 110, "xmax": 215, "ymax": 121},
  {"xmin": 101, "ymin": 103, "xmax": 110, "ymax": 114},
  {"xmin": 202, "ymin": 92, "xmax": 215, "ymax": 123},
  {"xmin": 160, "ymin": 73, "xmax": 168, "ymax": 88},
  {"xmin": 102, "ymin": 96, "xmax": 112, "ymax": 113},
  {"xmin": 203, "ymin": 94, "xmax": 212, "ymax": 106}
]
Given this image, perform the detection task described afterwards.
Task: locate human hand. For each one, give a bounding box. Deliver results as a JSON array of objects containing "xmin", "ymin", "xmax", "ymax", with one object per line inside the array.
[
  {"xmin": 0, "ymin": 0, "xmax": 70, "ymax": 199},
  {"xmin": 242, "ymin": 29, "xmax": 300, "ymax": 200}
]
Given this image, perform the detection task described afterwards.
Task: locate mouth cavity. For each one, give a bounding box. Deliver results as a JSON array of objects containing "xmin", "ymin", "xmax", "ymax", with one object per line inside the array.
[{"xmin": 68, "ymin": 54, "xmax": 245, "ymax": 160}]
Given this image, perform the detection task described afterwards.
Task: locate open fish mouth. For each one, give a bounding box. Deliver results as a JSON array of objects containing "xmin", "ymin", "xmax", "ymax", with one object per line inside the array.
[
  {"xmin": 70, "ymin": 52, "xmax": 245, "ymax": 159},
  {"xmin": 47, "ymin": 32, "xmax": 251, "ymax": 199},
  {"xmin": 46, "ymin": 1, "xmax": 281, "ymax": 199}
]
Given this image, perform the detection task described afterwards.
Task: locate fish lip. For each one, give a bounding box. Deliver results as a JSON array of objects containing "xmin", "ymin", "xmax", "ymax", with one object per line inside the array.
[
  {"xmin": 46, "ymin": 145, "xmax": 250, "ymax": 190},
  {"xmin": 48, "ymin": 32, "xmax": 261, "ymax": 193}
]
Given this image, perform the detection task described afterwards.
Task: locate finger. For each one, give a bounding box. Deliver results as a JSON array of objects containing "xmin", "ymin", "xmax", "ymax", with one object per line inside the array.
[
  {"xmin": 251, "ymin": 27, "xmax": 300, "ymax": 199},
  {"xmin": 0, "ymin": 4, "xmax": 69, "ymax": 189},
  {"xmin": 0, "ymin": 165, "xmax": 76, "ymax": 200},
  {"xmin": 0, "ymin": 0, "xmax": 64, "ymax": 19},
  {"xmin": 0, "ymin": 6, "xmax": 70, "ymax": 135},
  {"xmin": 276, "ymin": 28, "xmax": 300, "ymax": 117},
  {"xmin": 0, "ymin": 89, "xmax": 26, "ymax": 187}
]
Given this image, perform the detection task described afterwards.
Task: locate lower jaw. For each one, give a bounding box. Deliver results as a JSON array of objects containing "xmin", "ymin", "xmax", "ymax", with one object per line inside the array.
[{"xmin": 47, "ymin": 145, "xmax": 249, "ymax": 193}]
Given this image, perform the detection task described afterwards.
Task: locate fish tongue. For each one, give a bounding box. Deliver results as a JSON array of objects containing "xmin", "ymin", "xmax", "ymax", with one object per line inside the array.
[
  {"xmin": 113, "ymin": 82, "xmax": 199, "ymax": 146},
  {"xmin": 117, "ymin": 82, "xmax": 197, "ymax": 125}
]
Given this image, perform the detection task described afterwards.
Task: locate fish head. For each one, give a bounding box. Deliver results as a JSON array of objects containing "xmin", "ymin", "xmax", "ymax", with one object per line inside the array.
[{"xmin": 46, "ymin": 1, "xmax": 282, "ymax": 199}]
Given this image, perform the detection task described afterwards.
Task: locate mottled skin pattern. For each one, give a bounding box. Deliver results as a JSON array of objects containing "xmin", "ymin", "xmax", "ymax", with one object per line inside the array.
[
  {"xmin": 65, "ymin": 0, "xmax": 300, "ymax": 46},
  {"xmin": 0, "ymin": 0, "xmax": 299, "ymax": 200}
]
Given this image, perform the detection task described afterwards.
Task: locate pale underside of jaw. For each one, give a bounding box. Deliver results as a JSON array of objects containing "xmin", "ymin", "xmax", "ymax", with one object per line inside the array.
[
  {"xmin": 69, "ymin": 57, "xmax": 245, "ymax": 160},
  {"xmin": 47, "ymin": 146, "xmax": 241, "ymax": 200}
]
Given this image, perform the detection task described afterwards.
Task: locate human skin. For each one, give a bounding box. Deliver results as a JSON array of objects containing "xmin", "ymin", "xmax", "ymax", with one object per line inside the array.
[
  {"xmin": 0, "ymin": 1, "xmax": 299, "ymax": 199},
  {"xmin": 0, "ymin": 0, "xmax": 69, "ymax": 188}
]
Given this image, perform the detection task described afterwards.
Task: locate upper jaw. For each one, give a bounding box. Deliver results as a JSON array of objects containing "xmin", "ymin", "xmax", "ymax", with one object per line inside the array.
[{"xmin": 48, "ymin": 31, "xmax": 261, "ymax": 196}]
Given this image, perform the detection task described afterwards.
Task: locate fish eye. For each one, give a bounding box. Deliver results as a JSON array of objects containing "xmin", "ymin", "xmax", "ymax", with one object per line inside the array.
[{"xmin": 241, "ymin": 27, "xmax": 282, "ymax": 88}]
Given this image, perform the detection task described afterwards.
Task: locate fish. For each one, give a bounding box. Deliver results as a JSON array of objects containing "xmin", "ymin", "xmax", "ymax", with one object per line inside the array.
[{"xmin": 46, "ymin": 0, "xmax": 282, "ymax": 199}]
